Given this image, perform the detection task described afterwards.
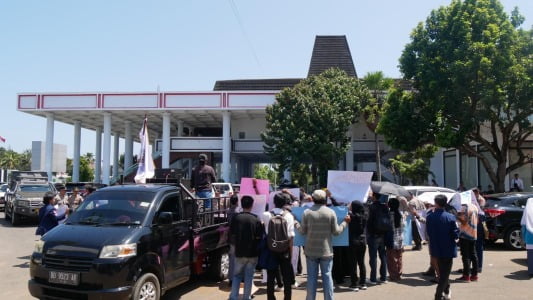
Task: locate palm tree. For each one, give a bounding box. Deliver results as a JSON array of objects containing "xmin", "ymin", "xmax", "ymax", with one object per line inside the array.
[
  {"xmin": 362, "ymin": 71, "xmax": 394, "ymax": 181},
  {"xmin": 0, "ymin": 150, "xmax": 20, "ymax": 170}
]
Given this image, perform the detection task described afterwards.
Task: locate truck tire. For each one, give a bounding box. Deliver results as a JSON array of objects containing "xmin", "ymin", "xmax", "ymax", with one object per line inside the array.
[
  {"xmin": 11, "ymin": 211, "xmax": 20, "ymax": 226},
  {"xmin": 132, "ymin": 273, "xmax": 160, "ymax": 300},
  {"xmin": 504, "ymin": 226, "xmax": 523, "ymax": 250},
  {"xmin": 4, "ymin": 207, "xmax": 11, "ymax": 221},
  {"xmin": 209, "ymin": 249, "xmax": 230, "ymax": 281}
]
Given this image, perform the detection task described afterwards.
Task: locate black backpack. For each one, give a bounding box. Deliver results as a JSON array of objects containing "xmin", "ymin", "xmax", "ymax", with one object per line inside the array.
[
  {"xmin": 374, "ymin": 205, "xmax": 392, "ymax": 233},
  {"xmin": 267, "ymin": 210, "xmax": 290, "ymax": 253}
]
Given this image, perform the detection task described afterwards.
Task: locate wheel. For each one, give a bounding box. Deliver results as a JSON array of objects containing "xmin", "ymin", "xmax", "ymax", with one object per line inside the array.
[
  {"xmin": 504, "ymin": 226, "xmax": 523, "ymax": 250},
  {"xmin": 4, "ymin": 207, "xmax": 10, "ymax": 221},
  {"xmin": 132, "ymin": 273, "xmax": 160, "ymax": 300},
  {"xmin": 11, "ymin": 211, "xmax": 20, "ymax": 226},
  {"xmin": 209, "ymin": 249, "xmax": 230, "ymax": 281}
]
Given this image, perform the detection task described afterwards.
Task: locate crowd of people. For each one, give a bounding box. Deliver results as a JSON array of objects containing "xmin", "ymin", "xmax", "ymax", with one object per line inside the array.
[
  {"xmin": 227, "ymin": 183, "xmax": 495, "ymax": 300},
  {"xmin": 35, "ymin": 184, "xmax": 94, "ymax": 236}
]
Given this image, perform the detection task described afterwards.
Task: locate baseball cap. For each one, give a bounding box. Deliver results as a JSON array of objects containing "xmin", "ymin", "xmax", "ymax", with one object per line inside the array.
[{"xmin": 199, "ymin": 154, "xmax": 207, "ymax": 161}]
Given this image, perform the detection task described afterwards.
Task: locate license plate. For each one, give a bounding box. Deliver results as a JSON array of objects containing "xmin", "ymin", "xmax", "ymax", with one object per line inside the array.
[{"xmin": 49, "ymin": 270, "xmax": 80, "ymax": 285}]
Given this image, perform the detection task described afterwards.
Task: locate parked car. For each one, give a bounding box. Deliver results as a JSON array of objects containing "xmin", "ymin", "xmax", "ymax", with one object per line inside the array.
[
  {"xmin": 403, "ymin": 185, "xmax": 456, "ymax": 197},
  {"xmin": 212, "ymin": 182, "xmax": 234, "ymax": 197},
  {"xmin": 484, "ymin": 192, "xmax": 533, "ymax": 250},
  {"xmin": 28, "ymin": 184, "xmax": 229, "ymax": 300},
  {"xmin": 4, "ymin": 171, "xmax": 56, "ymax": 225},
  {"xmin": 0, "ymin": 183, "xmax": 8, "ymax": 211}
]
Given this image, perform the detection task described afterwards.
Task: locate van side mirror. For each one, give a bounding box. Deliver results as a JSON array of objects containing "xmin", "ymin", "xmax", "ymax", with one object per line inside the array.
[{"xmin": 157, "ymin": 212, "xmax": 173, "ymax": 225}]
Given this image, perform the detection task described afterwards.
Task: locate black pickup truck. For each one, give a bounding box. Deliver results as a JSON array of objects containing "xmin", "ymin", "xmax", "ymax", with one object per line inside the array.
[{"xmin": 28, "ymin": 184, "xmax": 230, "ymax": 300}]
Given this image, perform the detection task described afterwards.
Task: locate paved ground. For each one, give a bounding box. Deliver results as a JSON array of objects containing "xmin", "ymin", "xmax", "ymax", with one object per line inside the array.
[{"xmin": 1, "ymin": 212, "xmax": 530, "ymax": 299}]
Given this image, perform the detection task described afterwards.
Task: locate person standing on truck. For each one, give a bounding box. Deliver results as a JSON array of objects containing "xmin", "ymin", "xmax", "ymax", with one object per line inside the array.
[
  {"xmin": 36, "ymin": 192, "xmax": 68, "ymax": 236},
  {"xmin": 191, "ymin": 153, "xmax": 217, "ymax": 210},
  {"xmin": 229, "ymin": 195, "xmax": 263, "ymax": 300}
]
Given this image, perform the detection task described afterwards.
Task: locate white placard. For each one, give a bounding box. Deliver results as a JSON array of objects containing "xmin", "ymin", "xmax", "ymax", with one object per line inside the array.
[
  {"xmin": 327, "ymin": 171, "xmax": 373, "ymax": 204},
  {"xmin": 238, "ymin": 194, "xmax": 266, "ymax": 217}
]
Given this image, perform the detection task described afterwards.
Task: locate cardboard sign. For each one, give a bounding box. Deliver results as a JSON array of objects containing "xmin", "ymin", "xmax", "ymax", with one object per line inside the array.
[
  {"xmin": 327, "ymin": 171, "xmax": 373, "ymax": 204},
  {"xmin": 240, "ymin": 178, "xmax": 270, "ymax": 197},
  {"xmin": 238, "ymin": 194, "xmax": 267, "ymax": 217},
  {"xmin": 293, "ymin": 206, "xmax": 349, "ymax": 247}
]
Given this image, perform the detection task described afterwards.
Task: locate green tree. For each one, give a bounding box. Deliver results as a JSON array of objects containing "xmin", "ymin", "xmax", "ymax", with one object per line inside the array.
[
  {"xmin": 362, "ymin": 71, "xmax": 394, "ymax": 181},
  {"xmin": 253, "ymin": 164, "xmax": 278, "ymax": 185},
  {"xmin": 17, "ymin": 149, "xmax": 31, "ymax": 170},
  {"xmin": 382, "ymin": 0, "xmax": 532, "ymax": 192},
  {"xmin": 389, "ymin": 145, "xmax": 438, "ymax": 185},
  {"xmin": 262, "ymin": 68, "xmax": 370, "ymax": 186},
  {"xmin": 0, "ymin": 149, "xmax": 20, "ymax": 169}
]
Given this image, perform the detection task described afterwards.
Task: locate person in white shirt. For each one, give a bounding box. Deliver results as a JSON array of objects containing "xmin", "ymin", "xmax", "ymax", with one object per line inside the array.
[
  {"xmin": 512, "ymin": 173, "xmax": 524, "ymax": 192},
  {"xmin": 261, "ymin": 192, "xmax": 295, "ymax": 300}
]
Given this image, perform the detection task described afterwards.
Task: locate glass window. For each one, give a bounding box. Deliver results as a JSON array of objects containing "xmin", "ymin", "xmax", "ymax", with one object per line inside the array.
[
  {"xmin": 444, "ymin": 150, "xmax": 457, "ymax": 189},
  {"xmin": 461, "ymin": 153, "xmax": 477, "ymax": 190}
]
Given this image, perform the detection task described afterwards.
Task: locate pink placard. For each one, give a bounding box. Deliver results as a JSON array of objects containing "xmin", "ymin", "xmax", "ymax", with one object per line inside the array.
[{"xmin": 240, "ymin": 177, "xmax": 270, "ymax": 198}]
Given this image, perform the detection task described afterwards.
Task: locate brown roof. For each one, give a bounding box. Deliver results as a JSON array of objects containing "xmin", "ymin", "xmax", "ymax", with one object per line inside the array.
[
  {"xmin": 307, "ymin": 35, "xmax": 357, "ymax": 78},
  {"xmin": 213, "ymin": 78, "xmax": 303, "ymax": 91}
]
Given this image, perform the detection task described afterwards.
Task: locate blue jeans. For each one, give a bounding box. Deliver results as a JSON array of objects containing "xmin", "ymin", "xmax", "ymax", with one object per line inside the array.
[
  {"xmin": 229, "ymin": 257, "xmax": 257, "ymax": 300},
  {"xmin": 306, "ymin": 256, "xmax": 334, "ymax": 300},
  {"xmin": 367, "ymin": 234, "xmax": 387, "ymax": 281},
  {"xmin": 196, "ymin": 190, "xmax": 213, "ymax": 209}
]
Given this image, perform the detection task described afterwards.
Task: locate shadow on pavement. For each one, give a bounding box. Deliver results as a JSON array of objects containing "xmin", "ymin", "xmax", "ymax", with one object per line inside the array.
[
  {"xmin": 504, "ymin": 270, "xmax": 532, "ymax": 281},
  {"xmin": 511, "ymin": 258, "xmax": 527, "ymax": 267}
]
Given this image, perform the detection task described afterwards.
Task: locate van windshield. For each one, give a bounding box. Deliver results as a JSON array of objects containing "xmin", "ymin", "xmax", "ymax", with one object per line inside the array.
[{"xmin": 67, "ymin": 191, "xmax": 154, "ymax": 226}]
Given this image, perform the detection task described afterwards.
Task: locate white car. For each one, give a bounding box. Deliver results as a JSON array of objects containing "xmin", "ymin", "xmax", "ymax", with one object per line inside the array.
[
  {"xmin": 0, "ymin": 184, "xmax": 7, "ymax": 211},
  {"xmin": 403, "ymin": 185, "xmax": 455, "ymax": 197},
  {"xmin": 212, "ymin": 182, "xmax": 234, "ymax": 198}
]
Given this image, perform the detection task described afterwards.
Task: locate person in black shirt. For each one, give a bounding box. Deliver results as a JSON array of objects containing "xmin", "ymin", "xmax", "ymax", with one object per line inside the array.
[
  {"xmin": 191, "ymin": 153, "xmax": 217, "ymax": 209},
  {"xmin": 347, "ymin": 200, "xmax": 368, "ymax": 291},
  {"xmin": 229, "ymin": 195, "xmax": 263, "ymax": 300}
]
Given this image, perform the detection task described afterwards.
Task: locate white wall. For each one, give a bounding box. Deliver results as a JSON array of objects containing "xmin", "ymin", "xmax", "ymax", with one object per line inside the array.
[
  {"xmin": 31, "ymin": 141, "xmax": 67, "ymax": 173},
  {"xmin": 231, "ymin": 118, "xmax": 266, "ymax": 139}
]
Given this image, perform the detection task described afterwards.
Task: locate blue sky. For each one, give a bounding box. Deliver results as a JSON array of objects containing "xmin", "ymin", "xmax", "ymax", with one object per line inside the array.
[{"xmin": 1, "ymin": 0, "xmax": 532, "ymax": 157}]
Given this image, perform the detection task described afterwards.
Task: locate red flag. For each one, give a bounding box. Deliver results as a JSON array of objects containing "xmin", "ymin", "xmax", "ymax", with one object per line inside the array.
[{"xmin": 0, "ymin": 136, "xmax": 5, "ymax": 143}]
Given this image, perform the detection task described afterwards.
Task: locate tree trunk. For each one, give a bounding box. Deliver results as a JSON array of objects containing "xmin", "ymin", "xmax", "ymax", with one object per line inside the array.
[{"xmin": 375, "ymin": 132, "xmax": 381, "ymax": 181}]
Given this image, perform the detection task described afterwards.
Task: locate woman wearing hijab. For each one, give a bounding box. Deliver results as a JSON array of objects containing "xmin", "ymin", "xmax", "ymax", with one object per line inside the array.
[
  {"xmin": 521, "ymin": 198, "xmax": 533, "ymax": 276},
  {"xmin": 385, "ymin": 198, "xmax": 404, "ymax": 281},
  {"xmin": 347, "ymin": 200, "xmax": 368, "ymax": 291}
]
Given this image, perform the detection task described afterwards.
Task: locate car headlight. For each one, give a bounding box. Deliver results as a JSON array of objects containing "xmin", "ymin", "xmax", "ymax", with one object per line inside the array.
[
  {"xmin": 34, "ymin": 240, "xmax": 45, "ymax": 254},
  {"xmin": 16, "ymin": 200, "xmax": 30, "ymax": 207},
  {"xmin": 99, "ymin": 243, "xmax": 137, "ymax": 259}
]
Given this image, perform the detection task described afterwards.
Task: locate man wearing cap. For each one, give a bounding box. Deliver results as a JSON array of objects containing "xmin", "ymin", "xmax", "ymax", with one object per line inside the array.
[{"xmin": 191, "ymin": 153, "xmax": 217, "ymax": 209}]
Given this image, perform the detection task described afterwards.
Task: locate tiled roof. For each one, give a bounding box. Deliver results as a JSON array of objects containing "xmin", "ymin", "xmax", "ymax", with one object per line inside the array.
[
  {"xmin": 307, "ymin": 35, "xmax": 357, "ymax": 78},
  {"xmin": 213, "ymin": 78, "xmax": 303, "ymax": 91}
]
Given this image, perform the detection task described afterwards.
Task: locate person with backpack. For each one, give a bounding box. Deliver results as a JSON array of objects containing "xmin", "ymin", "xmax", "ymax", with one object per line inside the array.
[
  {"xmin": 294, "ymin": 189, "xmax": 350, "ymax": 300},
  {"xmin": 260, "ymin": 192, "xmax": 295, "ymax": 300},
  {"xmin": 229, "ymin": 195, "xmax": 264, "ymax": 300},
  {"xmin": 367, "ymin": 192, "xmax": 392, "ymax": 284}
]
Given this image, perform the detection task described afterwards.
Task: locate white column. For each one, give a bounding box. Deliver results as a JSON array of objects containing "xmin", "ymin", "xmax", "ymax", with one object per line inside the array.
[
  {"xmin": 124, "ymin": 121, "xmax": 133, "ymax": 175},
  {"xmin": 222, "ymin": 111, "xmax": 231, "ymax": 182},
  {"xmin": 72, "ymin": 121, "xmax": 81, "ymax": 182},
  {"xmin": 345, "ymin": 127, "xmax": 354, "ymax": 171},
  {"xmin": 102, "ymin": 113, "xmax": 112, "ymax": 185},
  {"xmin": 162, "ymin": 112, "xmax": 171, "ymax": 168},
  {"xmin": 95, "ymin": 127, "xmax": 102, "ymax": 183},
  {"xmin": 113, "ymin": 133, "xmax": 120, "ymax": 178},
  {"xmin": 45, "ymin": 113, "xmax": 55, "ymax": 182}
]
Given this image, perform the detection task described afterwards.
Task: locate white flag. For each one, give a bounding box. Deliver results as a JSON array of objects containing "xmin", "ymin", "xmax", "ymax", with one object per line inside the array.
[{"xmin": 134, "ymin": 117, "xmax": 155, "ymax": 183}]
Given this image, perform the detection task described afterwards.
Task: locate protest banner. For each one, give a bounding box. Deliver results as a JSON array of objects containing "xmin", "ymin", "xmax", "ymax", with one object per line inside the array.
[
  {"xmin": 240, "ymin": 178, "xmax": 270, "ymax": 197},
  {"xmin": 292, "ymin": 206, "xmax": 349, "ymax": 247},
  {"xmin": 327, "ymin": 171, "xmax": 373, "ymax": 204}
]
